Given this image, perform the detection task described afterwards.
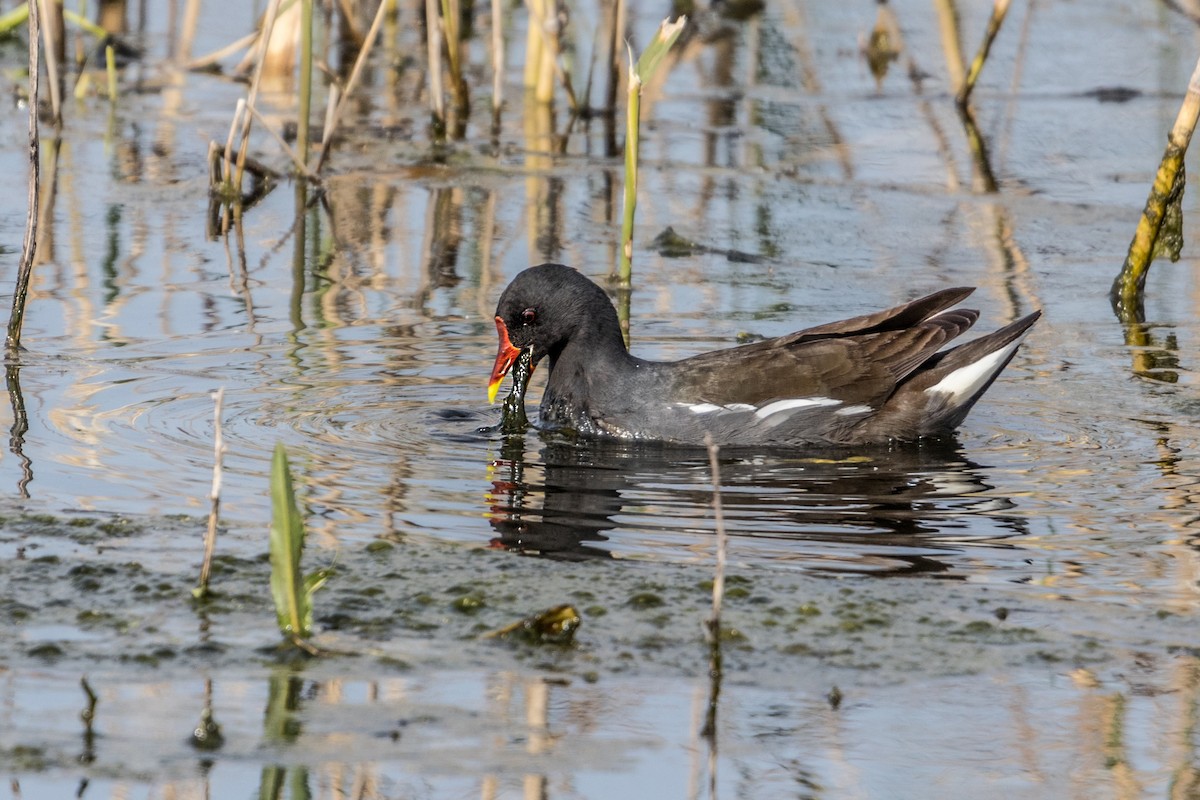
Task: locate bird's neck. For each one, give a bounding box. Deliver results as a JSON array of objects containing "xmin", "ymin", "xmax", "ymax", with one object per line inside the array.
[{"xmin": 543, "ymin": 305, "xmax": 634, "ymax": 408}]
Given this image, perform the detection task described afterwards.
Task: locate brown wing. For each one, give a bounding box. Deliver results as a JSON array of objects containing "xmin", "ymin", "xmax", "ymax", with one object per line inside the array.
[{"xmin": 669, "ymin": 293, "xmax": 981, "ymax": 408}]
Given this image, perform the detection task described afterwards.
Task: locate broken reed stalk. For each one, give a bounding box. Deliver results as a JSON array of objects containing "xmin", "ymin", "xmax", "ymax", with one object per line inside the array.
[
  {"xmin": 702, "ymin": 433, "xmax": 727, "ymax": 641},
  {"xmin": 424, "ymin": 0, "xmax": 446, "ymax": 139},
  {"xmin": 1111, "ymin": 54, "xmax": 1200, "ymax": 316},
  {"xmin": 188, "ymin": 30, "xmax": 258, "ymax": 70},
  {"xmin": 7, "ymin": 0, "xmax": 41, "ymax": 355},
  {"xmin": 245, "ymin": 103, "xmax": 319, "ymax": 180},
  {"xmin": 194, "ymin": 387, "xmax": 226, "ymax": 600},
  {"xmin": 314, "ymin": 0, "xmax": 390, "ymax": 174},
  {"xmin": 617, "ymin": 16, "xmax": 687, "ymax": 286},
  {"xmin": 230, "ymin": 0, "xmax": 286, "ymax": 191},
  {"xmin": 956, "ymin": 0, "xmax": 1010, "ymax": 107}
]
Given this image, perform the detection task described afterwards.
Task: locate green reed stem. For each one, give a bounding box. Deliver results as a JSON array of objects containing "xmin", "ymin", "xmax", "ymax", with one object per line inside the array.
[
  {"xmin": 617, "ymin": 69, "xmax": 638, "ymax": 285},
  {"xmin": 616, "ymin": 16, "xmax": 686, "ymax": 287},
  {"xmin": 956, "ymin": 0, "xmax": 1010, "ymax": 107}
]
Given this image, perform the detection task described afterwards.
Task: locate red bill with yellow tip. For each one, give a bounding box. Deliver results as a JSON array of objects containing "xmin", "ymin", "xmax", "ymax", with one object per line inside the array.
[{"xmin": 488, "ymin": 316, "xmax": 522, "ymax": 403}]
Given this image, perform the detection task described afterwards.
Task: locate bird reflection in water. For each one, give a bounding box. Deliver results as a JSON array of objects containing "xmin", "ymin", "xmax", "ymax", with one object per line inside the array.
[{"xmin": 483, "ymin": 431, "xmax": 1032, "ymax": 574}]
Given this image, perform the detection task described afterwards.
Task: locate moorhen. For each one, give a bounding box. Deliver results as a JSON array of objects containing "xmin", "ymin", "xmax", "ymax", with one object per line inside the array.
[{"xmin": 488, "ymin": 264, "xmax": 1040, "ymax": 447}]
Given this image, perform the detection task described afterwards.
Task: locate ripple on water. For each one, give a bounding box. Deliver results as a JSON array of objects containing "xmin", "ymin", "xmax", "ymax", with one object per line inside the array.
[{"xmin": 15, "ymin": 313, "xmax": 1200, "ymax": 592}]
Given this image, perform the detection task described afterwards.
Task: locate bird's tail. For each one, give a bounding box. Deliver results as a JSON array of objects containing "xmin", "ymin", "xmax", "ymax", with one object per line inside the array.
[{"xmin": 868, "ymin": 310, "xmax": 1041, "ymax": 437}]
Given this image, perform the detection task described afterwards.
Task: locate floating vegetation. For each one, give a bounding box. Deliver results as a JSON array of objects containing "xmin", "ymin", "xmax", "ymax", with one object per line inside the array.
[
  {"xmin": 483, "ymin": 603, "xmax": 581, "ymax": 645},
  {"xmin": 499, "ymin": 348, "xmax": 535, "ymax": 434}
]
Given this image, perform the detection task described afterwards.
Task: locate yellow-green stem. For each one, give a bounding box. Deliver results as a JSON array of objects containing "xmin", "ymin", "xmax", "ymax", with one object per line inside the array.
[
  {"xmin": 956, "ymin": 0, "xmax": 1010, "ymax": 106},
  {"xmin": 1112, "ymin": 55, "xmax": 1200, "ymax": 315},
  {"xmin": 617, "ymin": 76, "xmax": 639, "ymax": 285},
  {"xmin": 105, "ymin": 42, "xmax": 117, "ymax": 100}
]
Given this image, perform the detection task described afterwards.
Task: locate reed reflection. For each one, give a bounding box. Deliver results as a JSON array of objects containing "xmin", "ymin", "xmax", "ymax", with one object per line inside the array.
[{"xmin": 485, "ymin": 435, "xmax": 1029, "ymax": 572}]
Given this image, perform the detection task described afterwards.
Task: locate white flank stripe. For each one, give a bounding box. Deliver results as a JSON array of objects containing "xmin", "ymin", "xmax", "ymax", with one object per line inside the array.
[
  {"xmin": 684, "ymin": 401, "xmax": 767, "ymax": 415},
  {"xmin": 924, "ymin": 337, "xmax": 1024, "ymax": 404},
  {"xmin": 835, "ymin": 404, "xmax": 872, "ymax": 416},
  {"xmin": 754, "ymin": 397, "xmax": 841, "ymax": 419},
  {"xmin": 687, "ymin": 403, "xmax": 722, "ymax": 414}
]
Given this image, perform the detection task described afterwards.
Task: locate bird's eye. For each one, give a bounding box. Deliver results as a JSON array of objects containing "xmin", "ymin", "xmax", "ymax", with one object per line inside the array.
[{"xmin": 521, "ymin": 308, "xmax": 537, "ymax": 325}]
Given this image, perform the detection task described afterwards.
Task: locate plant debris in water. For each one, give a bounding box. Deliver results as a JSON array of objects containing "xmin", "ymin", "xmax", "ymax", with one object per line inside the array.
[
  {"xmin": 652, "ymin": 226, "xmax": 764, "ymax": 263},
  {"xmin": 483, "ymin": 603, "xmax": 581, "ymax": 645},
  {"xmin": 499, "ymin": 348, "xmax": 535, "ymax": 434}
]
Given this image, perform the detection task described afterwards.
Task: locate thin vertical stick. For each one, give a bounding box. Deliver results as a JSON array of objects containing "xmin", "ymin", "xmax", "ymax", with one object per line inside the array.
[
  {"xmin": 314, "ymin": 0, "xmax": 390, "ymax": 174},
  {"xmin": 703, "ymin": 433, "xmax": 726, "ymax": 638},
  {"xmin": 618, "ymin": 52, "xmax": 639, "ymax": 286},
  {"xmin": 491, "ymin": 0, "xmax": 503, "ymax": 126},
  {"xmin": 105, "ymin": 42, "xmax": 117, "ymax": 100},
  {"xmin": 233, "ymin": 0, "xmax": 286, "ymax": 190},
  {"xmin": 36, "ymin": 0, "xmax": 61, "ymax": 124},
  {"xmin": 7, "ymin": 0, "xmax": 41, "ymax": 355},
  {"xmin": 221, "ymin": 98, "xmax": 246, "ymax": 184},
  {"xmin": 523, "ymin": 0, "xmax": 544, "ymax": 90},
  {"xmin": 425, "ymin": 0, "xmax": 445, "ymax": 138},
  {"xmin": 296, "ymin": 0, "xmax": 313, "ymax": 169},
  {"xmin": 196, "ymin": 387, "xmax": 226, "ymax": 599},
  {"xmin": 177, "ymin": 0, "xmax": 203, "ymax": 63}
]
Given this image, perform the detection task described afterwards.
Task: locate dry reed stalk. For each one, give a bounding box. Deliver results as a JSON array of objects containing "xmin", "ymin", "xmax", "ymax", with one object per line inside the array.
[
  {"xmin": 932, "ymin": 0, "xmax": 966, "ymax": 92},
  {"xmin": 246, "ymin": 102, "xmax": 319, "ymax": 179},
  {"xmin": 36, "ymin": 0, "xmax": 61, "ymax": 124},
  {"xmin": 441, "ymin": 0, "xmax": 467, "ymax": 128},
  {"xmin": 491, "ymin": 0, "xmax": 503, "ymax": 126},
  {"xmin": 7, "ymin": 0, "xmax": 41, "ymax": 355},
  {"xmin": 187, "ymin": 30, "xmax": 258, "ymax": 70},
  {"xmin": 314, "ymin": 0, "xmax": 390, "ymax": 173},
  {"xmin": 221, "ymin": 98, "xmax": 246, "ymax": 185},
  {"xmin": 529, "ymin": 0, "xmax": 557, "ymax": 103},
  {"xmin": 522, "ymin": 0, "xmax": 544, "ymax": 90},
  {"xmin": 1112, "ymin": 54, "xmax": 1200, "ymax": 315},
  {"xmin": 177, "ymin": 0, "xmax": 204, "ymax": 63},
  {"xmin": 425, "ymin": 0, "xmax": 446, "ymax": 137},
  {"xmin": 605, "ymin": 0, "xmax": 625, "ymax": 111},
  {"xmin": 296, "ymin": 0, "xmax": 313, "ymax": 168},
  {"xmin": 195, "ymin": 387, "xmax": 226, "ymax": 599},
  {"xmin": 956, "ymin": 0, "xmax": 1011, "ymax": 106},
  {"xmin": 231, "ymin": 0, "xmax": 288, "ymax": 191}
]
